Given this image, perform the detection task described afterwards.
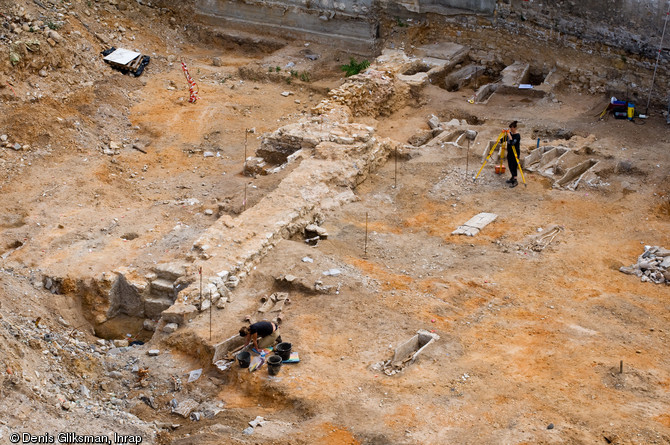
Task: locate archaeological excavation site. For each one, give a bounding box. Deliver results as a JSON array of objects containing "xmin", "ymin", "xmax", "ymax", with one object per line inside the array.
[{"xmin": 1, "ymin": 0, "xmax": 670, "ymax": 443}]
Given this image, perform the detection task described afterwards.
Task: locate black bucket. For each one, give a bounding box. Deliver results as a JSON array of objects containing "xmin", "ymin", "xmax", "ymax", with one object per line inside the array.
[
  {"xmin": 237, "ymin": 351, "xmax": 251, "ymax": 368},
  {"xmin": 267, "ymin": 355, "xmax": 283, "ymax": 376},
  {"xmin": 275, "ymin": 342, "xmax": 292, "ymax": 361}
]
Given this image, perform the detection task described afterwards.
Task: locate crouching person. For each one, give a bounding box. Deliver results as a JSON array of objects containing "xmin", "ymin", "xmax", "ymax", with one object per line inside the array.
[{"xmin": 239, "ymin": 320, "xmax": 281, "ymax": 352}]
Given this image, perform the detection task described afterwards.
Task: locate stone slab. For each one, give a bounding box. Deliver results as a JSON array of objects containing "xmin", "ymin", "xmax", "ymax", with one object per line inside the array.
[
  {"xmin": 172, "ymin": 399, "xmax": 199, "ymax": 418},
  {"xmin": 161, "ymin": 303, "xmax": 198, "ymax": 325},
  {"xmin": 452, "ymin": 212, "xmax": 498, "ymax": 236},
  {"xmin": 415, "ymin": 42, "xmax": 468, "ymax": 62},
  {"xmin": 153, "ymin": 262, "xmax": 187, "ymax": 281},
  {"xmin": 500, "ymin": 61, "xmax": 530, "ymax": 86},
  {"xmin": 145, "ymin": 297, "xmax": 174, "ymax": 319},
  {"xmin": 151, "ymin": 278, "xmax": 174, "ymax": 294}
]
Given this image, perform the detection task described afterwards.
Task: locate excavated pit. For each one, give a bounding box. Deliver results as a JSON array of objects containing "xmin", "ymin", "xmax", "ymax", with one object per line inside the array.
[
  {"xmin": 2, "ymin": 1, "xmax": 670, "ymax": 443},
  {"xmin": 527, "ymin": 68, "xmax": 548, "ymax": 86},
  {"xmin": 442, "ymin": 65, "xmax": 499, "ymax": 92}
]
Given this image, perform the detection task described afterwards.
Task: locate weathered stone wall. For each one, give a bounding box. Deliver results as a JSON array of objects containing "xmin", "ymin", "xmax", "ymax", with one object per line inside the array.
[
  {"xmin": 195, "ymin": 0, "xmax": 382, "ymax": 53},
  {"xmin": 192, "ymin": 0, "xmax": 670, "ymax": 73},
  {"xmin": 497, "ymin": 0, "xmax": 670, "ymax": 61},
  {"xmin": 193, "ymin": 0, "xmax": 496, "ymax": 52}
]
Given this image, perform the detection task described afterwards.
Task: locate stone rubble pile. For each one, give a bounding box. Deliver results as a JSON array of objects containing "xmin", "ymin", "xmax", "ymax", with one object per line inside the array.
[
  {"xmin": 254, "ymin": 292, "xmax": 289, "ymax": 325},
  {"xmin": 2, "ymin": 6, "xmax": 64, "ymax": 44},
  {"xmin": 0, "ymin": 134, "xmax": 29, "ymax": 151},
  {"xmin": 620, "ymin": 246, "xmax": 670, "ymax": 284},
  {"xmin": 256, "ymin": 117, "xmax": 375, "ymax": 166},
  {"xmin": 0, "ymin": 312, "xmax": 154, "ymax": 438},
  {"xmin": 314, "ymin": 67, "xmax": 409, "ymax": 118},
  {"xmin": 178, "ymin": 273, "xmax": 232, "ymax": 312}
]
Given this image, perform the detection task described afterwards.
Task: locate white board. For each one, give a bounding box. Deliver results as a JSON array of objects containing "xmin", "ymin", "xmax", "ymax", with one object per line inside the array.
[{"xmin": 103, "ymin": 48, "xmax": 141, "ymax": 65}]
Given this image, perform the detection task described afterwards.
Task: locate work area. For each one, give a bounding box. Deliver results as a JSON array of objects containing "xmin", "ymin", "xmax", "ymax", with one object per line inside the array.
[{"xmin": 0, "ymin": 0, "xmax": 669, "ymax": 444}]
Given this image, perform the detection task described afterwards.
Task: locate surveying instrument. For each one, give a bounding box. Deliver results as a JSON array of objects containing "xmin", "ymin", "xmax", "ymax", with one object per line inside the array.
[{"xmin": 473, "ymin": 128, "xmax": 526, "ymax": 187}]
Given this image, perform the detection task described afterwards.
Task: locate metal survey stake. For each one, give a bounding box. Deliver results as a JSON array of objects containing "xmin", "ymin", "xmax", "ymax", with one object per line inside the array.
[
  {"xmin": 620, "ymin": 360, "xmax": 623, "ymax": 374},
  {"xmin": 209, "ymin": 289, "xmax": 212, "ymax": 341},
  {"xmin": 364, "ymin": 212, "xmax": 368, "ymax": 258},
  {"xmin": 244, "ymin": 182, "xmax": 247, "ymax": 211},
  {"xmin": 244, "ymin": 128, "xmax": 248, "ymax": 172},
  {"xmin": 199, "ymin": 266, "xmax": 202, "ymax": 306},
  {"xmin": 466, "ymin": 138, "xmax": 470, "ymax": 178},
  {"xmin": 394, "ymin": 146, "xmax": 398, "ymax": 188}
]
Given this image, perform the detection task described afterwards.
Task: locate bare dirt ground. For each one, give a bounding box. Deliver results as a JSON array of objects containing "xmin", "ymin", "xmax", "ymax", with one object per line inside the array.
[{"xmin": 1, "ymin": 0, "xmax": 669, "ymax": 444}]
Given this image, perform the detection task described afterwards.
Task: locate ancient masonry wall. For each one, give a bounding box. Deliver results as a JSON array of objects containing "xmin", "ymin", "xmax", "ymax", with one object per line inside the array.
[
  {"xmin": 193, "ymin": 0, "xmax": 670, "ymax": 62},
  {"xmin": 194, "ymin": 0, "xmax": 496, "ymax": 52},
  {"xmin": 498, "ymin": 0, "xmax": 670, "ymax": 61}
]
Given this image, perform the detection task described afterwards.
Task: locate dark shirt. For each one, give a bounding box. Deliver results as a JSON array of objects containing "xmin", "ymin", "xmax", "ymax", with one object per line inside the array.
[
  {"xmin": 507, "ymin": 133, "xmax": 520, "ymax": 152},
  {"xmin": 249, "ymin": 321, "xmax": 274, "ymax": 338}
]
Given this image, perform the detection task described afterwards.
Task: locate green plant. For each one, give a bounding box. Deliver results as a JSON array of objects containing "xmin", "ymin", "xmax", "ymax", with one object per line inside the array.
[
  {"xmin": 268, "ymin": 66, "xmax": 274, "ymax": 72},
  {"xmin": 285, "ymin": 76, "xmax": 292, "ymax": 85},
  {"xmin": 9, "ymin": 51, "xmax": 20, "ymax": 66},
  {"xmin": 47, "ymin": 21, "xmax": 61, "ymax": 30},
  {"xmin": 395, "ymin": 16, "xmax": 407, "ymax": 27},
  {"xmin": 299, "ymin": 71, "xmax": 311, "ymax": 82},
  {"xmin": 340, "ymin": 57, "xmax": 370, "ymax": 77},
  {"xmin": 275, "ymin": 66, "xmax": 281, "ymax": 72},
  {"xmin": 290, "ymin": 70, "xmax": 299, "ymax": 78}
]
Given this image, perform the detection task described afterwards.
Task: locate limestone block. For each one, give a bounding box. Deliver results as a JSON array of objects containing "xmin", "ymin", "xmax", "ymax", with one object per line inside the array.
[
  {"xmin": 501, "ymin": 61, "xmax": 530, "ymax": 86},
  {"xmin": 109, "ymin": 273, "xmax": 145, "ymax": 318},
  {"xmin": 172, "ymin": 399, "xmax": 198, "ymax": 418},
  {"xmin": 153, "ymin": 262, "xmax": 187, "ymax": 281},
  {"xmin": 397, "ymin": 72, "xmax": 428, "ymax": 87},
  {"xmin": 143, "ymin": 319, "xmax": 157, "ymax": 331},
  {"xmin": 163, "ymin": 322, "xmax": 178, "ymax": 333},
  {"xmin": 150, "ymin": 278, "xmax": 174, "ymax": 297},
  {"xmin": 145, "ymin": 297, "xmax": 173, "ymax": 319},
  {"xmin": 161, "ymin": 303, "xmax": 198, "ymax": 325}
]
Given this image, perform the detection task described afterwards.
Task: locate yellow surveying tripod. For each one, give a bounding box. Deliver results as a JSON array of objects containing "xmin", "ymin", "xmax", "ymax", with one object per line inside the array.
[{"xmin": 473, "ymin": 128, "xmax": 526, "ymax": 187}]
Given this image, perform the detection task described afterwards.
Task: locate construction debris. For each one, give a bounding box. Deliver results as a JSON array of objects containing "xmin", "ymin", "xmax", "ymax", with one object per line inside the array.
[
  {"xmin": 249, "ymin": 416, "xmax": 266, "ymax": 428},
  {"xmin": 171, "ymin": 399, "xmax": 199, "ymax": 418},
  {"xmin": 187, "ymin": 368, "xmax": 202, "ymax": 383},
  {"xmin": 620, "ymin": 246, "xmax": 670, "ymax": 284},
  {"xmin": 101, "ymin": 47, "xmax": 151, "ymax": 76}
]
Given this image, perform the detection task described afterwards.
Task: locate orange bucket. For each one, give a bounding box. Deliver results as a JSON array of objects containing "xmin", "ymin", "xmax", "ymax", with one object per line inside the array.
[{"xmin": 494, "ymin": 165, "xmax": 506, "ymax": 174}]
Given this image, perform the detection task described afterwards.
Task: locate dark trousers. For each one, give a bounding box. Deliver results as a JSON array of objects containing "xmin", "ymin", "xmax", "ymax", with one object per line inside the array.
[{"xmin": 507, "ymin": 146, "xmax": 518, "ymax": 178}]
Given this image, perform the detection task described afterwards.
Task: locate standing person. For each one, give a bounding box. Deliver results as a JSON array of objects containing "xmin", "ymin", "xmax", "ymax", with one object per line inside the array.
[
  {"xmin": 506, "ymin": 120, "xmax": 521, "ymax": 188},
  {"xmin": 239, "ymin": 320, "xmax": 281, "ymax": 352}
]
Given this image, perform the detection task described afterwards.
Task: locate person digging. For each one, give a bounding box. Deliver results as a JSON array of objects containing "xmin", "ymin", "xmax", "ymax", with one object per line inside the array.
[{"xmin": 239, "ymin": 320, "xmax": 281, "ymax": 353}]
